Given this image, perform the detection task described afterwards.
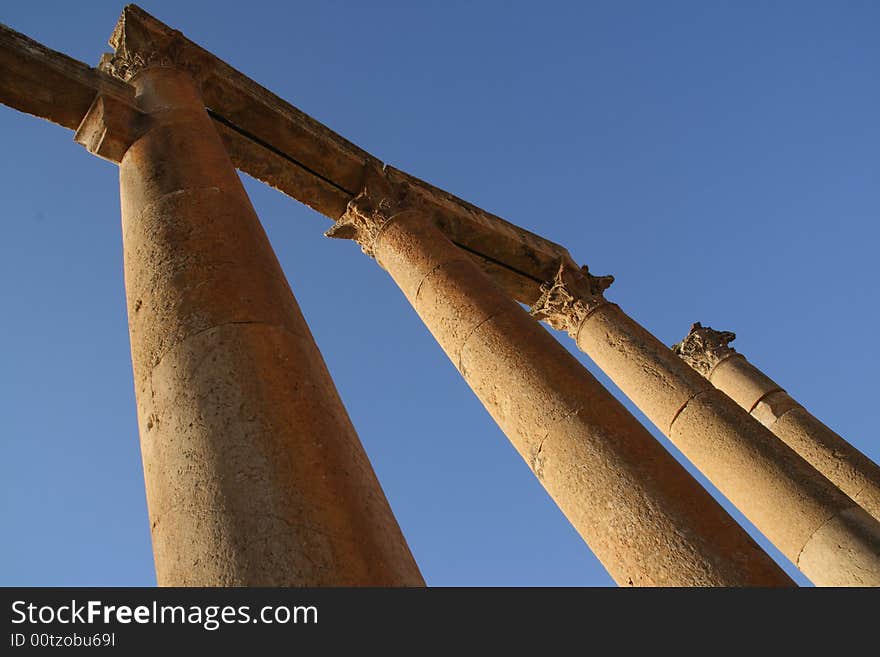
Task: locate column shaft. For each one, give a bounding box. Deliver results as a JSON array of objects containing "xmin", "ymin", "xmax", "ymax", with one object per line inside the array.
[
  {"xmin": 327, "ymin": 180, "xmax": 793, "ymax": 587},
  {"xmin": 675, "ymin": 323, "xmax": 880, "ymax": 522},
  {"xmin": 532, "ymin": 262, "xmax": 880, "ymax": 586},
  {"xmin": 119, "ymin": 67, "xmax": 422, "ymax": 585}
]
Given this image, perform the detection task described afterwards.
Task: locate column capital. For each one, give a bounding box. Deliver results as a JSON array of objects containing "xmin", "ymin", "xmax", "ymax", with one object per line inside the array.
[
  {"xmin": 73, "ymin": 93, "xmax": 147, "ymax": 163},
  {"xmin": 99, "ymin": 6, "xmax": 212, "ymax": 83},
  {"xmin": 530, "ymin": 260, "xmax": 614, "ymax": 338},
  {"xmin": 325, "ymin": 167, "xmax": 419, "ymax": 258},
  {"xmin": 672, "ymin": 322, "xmax": 738, "ymax": 376}
]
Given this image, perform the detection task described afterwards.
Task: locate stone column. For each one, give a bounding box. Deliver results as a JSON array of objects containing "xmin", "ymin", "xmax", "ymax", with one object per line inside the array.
[
  {"xmin": 674, "ymin": 323, "xmax": 880, "ymax": 522},
  {"xmin": 531, "ymin": 261, "xmax": 880, "ymax": 586},
  {"xmin": 96, "ymin": 36, "xmax": 422, "ymax": 585},
  {"xmin": 326, "ymin": 172, "xmax": 792, "ymax": 587}
]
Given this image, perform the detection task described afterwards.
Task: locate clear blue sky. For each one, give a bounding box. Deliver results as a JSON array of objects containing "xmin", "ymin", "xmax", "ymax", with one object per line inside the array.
[{"xmin": 1, "ymin": 1, "xmax": 877, "ymax": 586}]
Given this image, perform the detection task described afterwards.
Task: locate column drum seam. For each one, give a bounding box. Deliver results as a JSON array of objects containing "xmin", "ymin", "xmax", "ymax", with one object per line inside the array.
[
  {"xmin": 412, "ymin": 256, "xmax": 465, "ymax": 304},
  {"xmin": 572, "ymin": 300, "xmax": 614, "ymax": 345},
  {"xmin": 795, "ymin": 505, "xmax": 854, "ymax": 568},
  {"xmin": 149, "ymin": 319, "xmax": 307, "ymax": 375},
  {"xmin": 127, "ymin": 185, "xmax": 226, "ymax": 227},
  {"xmin": 667, "ymin": 388, "xmax": 713, "ymax": 434},
  {"xmin": 370, "ymin": 210, "xmax": 423, "ymax": 265},
  {"xmin": 456, "ymin": 306, "xmax": 517, "ymax": 373},
  {"xmin": 747, "ymin": 386, "xmax": 789, "ymax": 416},
  {"xmin": 705, "ymin": 352, "xmax": 742, "ymax": 380}
]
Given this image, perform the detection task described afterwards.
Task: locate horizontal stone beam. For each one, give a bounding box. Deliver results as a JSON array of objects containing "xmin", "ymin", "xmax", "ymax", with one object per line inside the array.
[
  {"xmin": 0, "ymin": 6, "xmax": 573, "ymax": 303},
  {"xmin": 0, "ymin": 22, "xmax": 134, "ymax": 131}
]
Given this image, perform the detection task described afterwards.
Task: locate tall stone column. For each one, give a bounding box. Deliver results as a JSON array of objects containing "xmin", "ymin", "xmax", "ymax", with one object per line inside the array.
[
  {"xmin": 674, "ymin": 323, "xmax": 880, "ymax": 522},
  {"xmin": 326, "ymin": 172, "xmax": 792, "ymax": 587},
  {"xmin": 531, "ymin": 261, "xmax": 880, "ymax": 586},
  {"xmin": 95, "ymin": 33, "xmax": 422, "ymax": 585}
]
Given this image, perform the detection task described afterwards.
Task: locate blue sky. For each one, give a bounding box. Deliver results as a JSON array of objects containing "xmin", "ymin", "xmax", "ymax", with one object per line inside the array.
[{"xmin": 1, "ymin": 1, "xmax": 877, "ymax": 586}]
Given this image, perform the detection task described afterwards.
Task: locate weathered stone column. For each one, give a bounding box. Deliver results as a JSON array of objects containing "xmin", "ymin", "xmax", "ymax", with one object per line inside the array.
[
  {"xmin": 326, "ymin": 172, "xmax": 792, "ymax": 587},
  {"xmin": 674, "ymin": 323, "xmax": 880, "ymax": 522},
  {"xmin": 94, "ymin": 26, "xmax": 422, "ymax": 585},
  {"xmin": 531, "ymin": 262, "xmax": 880, "ymax": 586}
]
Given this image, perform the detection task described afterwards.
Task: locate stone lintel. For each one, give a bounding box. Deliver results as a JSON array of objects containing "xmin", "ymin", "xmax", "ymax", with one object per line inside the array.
[
  {"xmin": 671, "ymin": 322, "xmax": 738, "ymax": 377},
  {"xmin": 99, "ymin": 6, "xmax": 573, "ymax": 304},
  {"xmin": 0, "ymin": 22, "xmax": 135, "ymax": 133},
  {"xmin": 530, "ymin": 259, "xmax": 614, "ymax": 338},
  {"xmin": 383, "ymin": 166, "xmax": 573, "ymax": 305}
]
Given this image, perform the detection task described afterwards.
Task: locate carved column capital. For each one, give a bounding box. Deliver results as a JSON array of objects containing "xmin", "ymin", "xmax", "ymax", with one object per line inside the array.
[
  {"xmin": 530, "ymin": 260, "xmax": 614, "ymax": 338},
  {"xmin": 672, "ymin": 322, "xmax": 738, "ymax": 376},
  {"xmin": 98, "ymin": 7, "xmax": 212, "ymax": 83},
  {"xmin": 325, "ymin": 168, "xmax": 418, "ymax": 258}
]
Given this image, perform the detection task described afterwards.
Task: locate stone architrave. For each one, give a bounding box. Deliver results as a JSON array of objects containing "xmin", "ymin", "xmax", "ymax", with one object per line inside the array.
[
  {"xmin": 531, "ymin": 261, "xmax": 880, "ymax": 586},
  {"xmin": 674, "ymin": 323, "xmax": 880, "ymax": 523},
  {"xmin": 326, "ymin": 170, "xmax": 793, "ymax": 587}
]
